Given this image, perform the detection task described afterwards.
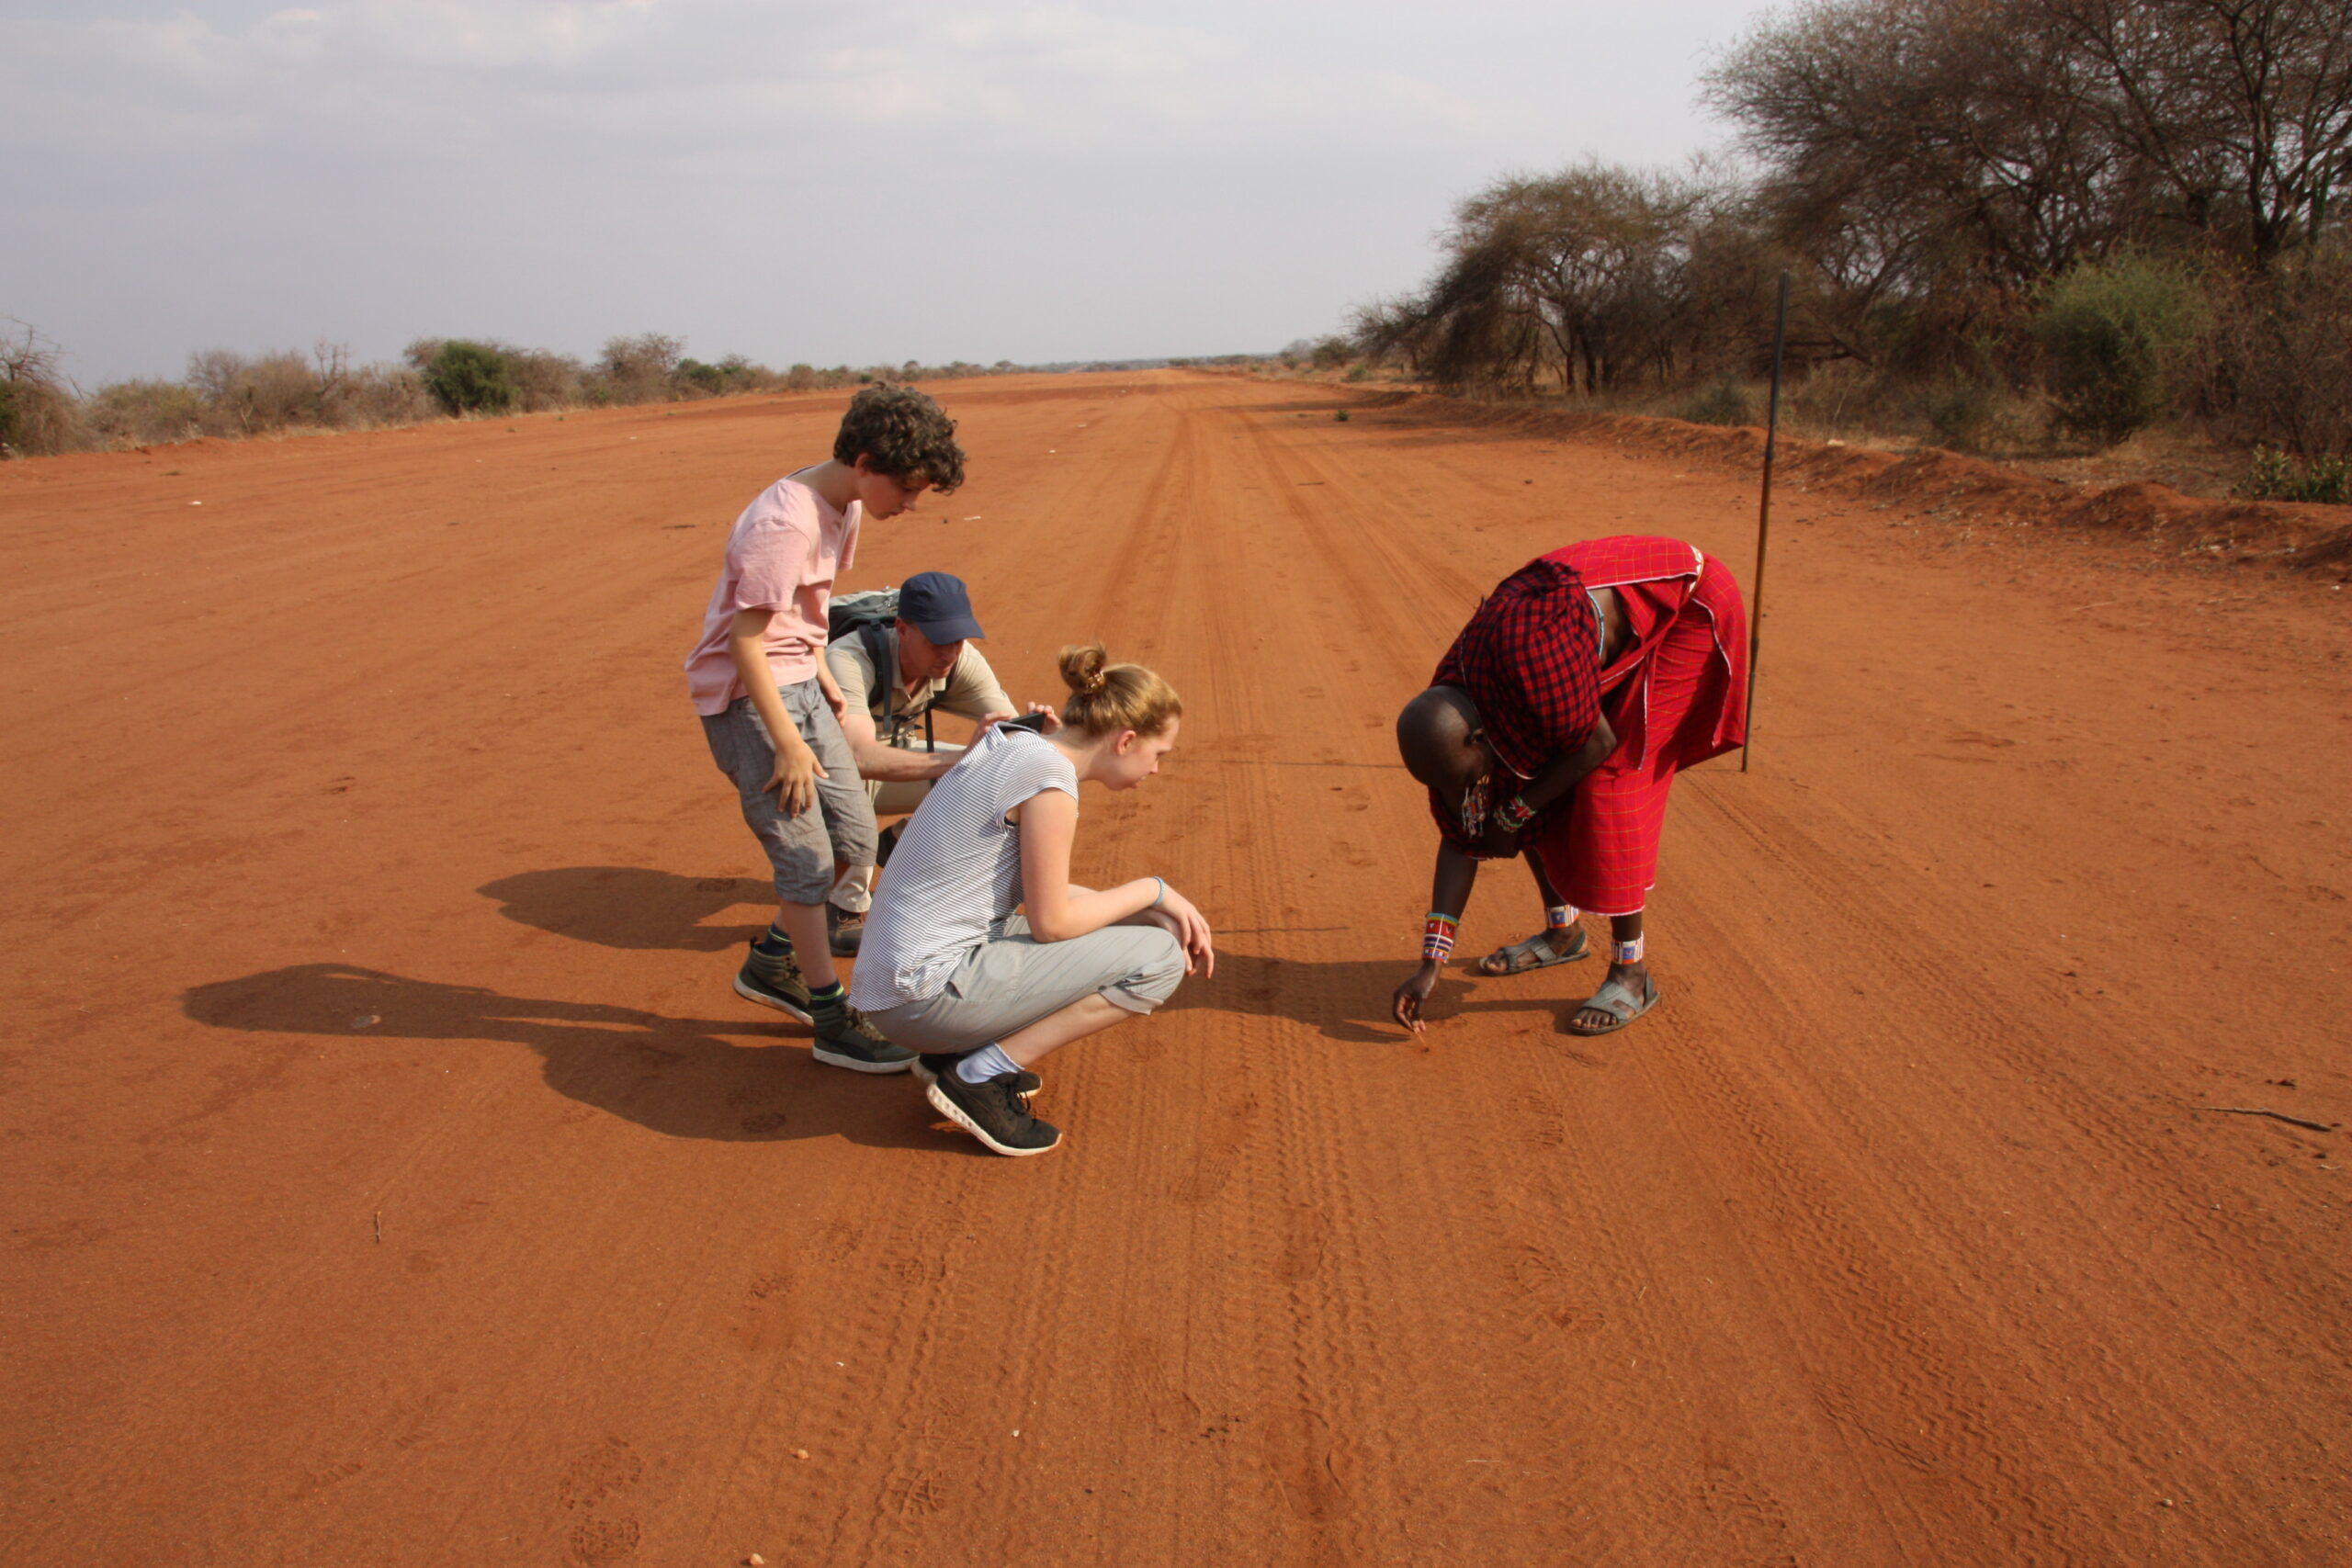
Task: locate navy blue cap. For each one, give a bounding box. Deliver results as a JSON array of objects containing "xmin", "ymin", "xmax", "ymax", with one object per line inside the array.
[{"xmin": 898, "ymin": 570, "xmax": 985, "ymax": 642}]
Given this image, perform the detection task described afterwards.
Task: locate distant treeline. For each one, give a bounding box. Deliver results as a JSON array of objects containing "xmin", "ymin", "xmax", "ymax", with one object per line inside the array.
[
  {"xmin": 1356, "ymin": 0, "xmax": 2351, "ymax": 492},
  {"xmin": 0, "ymin": 331, "xmax": 1109, "ymax": 457}
]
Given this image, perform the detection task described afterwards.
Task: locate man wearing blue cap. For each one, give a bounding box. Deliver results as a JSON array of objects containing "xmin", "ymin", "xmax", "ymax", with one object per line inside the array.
[{"xmin": 824, "ymin": 570, "xmax": 1040, "ymax": 953}]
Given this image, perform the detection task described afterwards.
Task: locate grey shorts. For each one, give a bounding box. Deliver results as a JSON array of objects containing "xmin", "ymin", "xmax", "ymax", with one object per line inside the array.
[
  {"xmin": 862, "ymin": 915, "xmax": 1186, "ymax": 1052},
  {"xmin": 701, "ymin": 680, "xmax": 877, "ymax": 904}
]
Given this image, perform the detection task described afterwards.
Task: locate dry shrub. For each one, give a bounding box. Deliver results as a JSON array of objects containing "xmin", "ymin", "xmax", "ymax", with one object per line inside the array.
[
  {"xmin": 590, "ymin": 333, "xmax": 684, "ymax": 405},
  {"xmin": 502, "ymin": 347, "xmax": 583, "ymax": 412},
  {"xmin": 85, "ymin": 379, "xmax": 206, "ymax": 446},
  {"xmin": 1919, "ymin": 376, "xmax": 2042, "ymax": 452},
  {"xmin": 2203, "ymin": 241, "xmax": 2352, "ymax": 457},
  {"xmin": 348, "ymin": 364, "xmax": 435, "ymax": 426},
  {"xmin": 0, "ymin": 321, "xmax": 85, "ymax": 457},
  {"xmin": 186, "ymin": 346, "xmax": 339, "ymax": 434}
]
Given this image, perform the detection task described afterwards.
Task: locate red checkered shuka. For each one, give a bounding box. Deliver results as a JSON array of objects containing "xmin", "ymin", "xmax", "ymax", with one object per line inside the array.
[
  {"xmin": 1427, "ymin": 554, "xmax": 1601, "ymax": 852},
  {"xmin": 1432, "ymin": 555, "xmax": 1602, "ymax": 780},
  {"xmin": 1531, "ymin": 536, "xmax": 1748, "ymax": 915},
  {"xmin": 1424, "ymin": 537, "xmax": 1748, "ymax": 916}
]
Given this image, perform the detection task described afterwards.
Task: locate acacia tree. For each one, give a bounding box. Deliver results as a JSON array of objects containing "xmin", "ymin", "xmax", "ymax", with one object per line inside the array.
[
  {"xmin": 2034, "ymin": 0, "xmax": 2352, "ymax": 265},
  {"xmin": 1357, "ymin": 160, "xmax": 1733, "ymax": 394},
  {"xmin": 1711, "ymin": 0, "xmax": 2352, "ymax": 285},
  {"xmin": 1706, "ymin": 0, "xmax": 2140, "ymax": 369}
]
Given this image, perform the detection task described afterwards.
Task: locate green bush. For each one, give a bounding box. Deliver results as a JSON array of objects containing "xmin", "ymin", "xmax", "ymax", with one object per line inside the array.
[
  {"xmin": 1679, "ymin": 377, "xmax": 1752, "ymax": 425},
  {"xmin": 422, "ymin": 341, "xmax": 515, "ymax": 416},
  {"xmin": 675, "ymin": 357, "xmax": 728, "ymax": 397},
  {"xmin": 2033, "ymin": 254, "xmax": 2203, "ymax": 446},
  {"xmin": 2236, "ymin": 446, "xmax": 2351, "ymax": 504},
  {"xmin": 1921, "ymin": 376, "xmax": 2031, "ymax": 451}
]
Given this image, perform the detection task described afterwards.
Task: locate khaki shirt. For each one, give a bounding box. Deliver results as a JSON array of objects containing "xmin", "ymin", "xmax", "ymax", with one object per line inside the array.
[{"xmin": 827, "ymin": 627, "xmax": 1014, "ymax": 747}]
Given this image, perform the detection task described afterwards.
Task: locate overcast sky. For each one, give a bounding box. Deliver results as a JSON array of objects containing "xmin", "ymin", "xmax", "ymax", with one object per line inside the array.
[{"xmin": 2, "ymin": 1, "xmax": 1773, "ymax": 384}]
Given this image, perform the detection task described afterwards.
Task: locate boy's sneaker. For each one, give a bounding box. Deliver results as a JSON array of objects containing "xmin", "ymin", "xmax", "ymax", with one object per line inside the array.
[
  {"xmin": 734, "ymin": 940, "xmax": 812, "ymax": 1022},
  {"xmin": 826, "ymin": 904, "xmax": 865, "ymax": 957},
  {"xmin": 810, "ymin": 1003, "xmax": 916, "ymax": 1075},
  {"xmin": 926, "ymin": 1070, "xmax": 1062, "ymax": 1156},
  {"xmin": 912, "ymin": 1052, "xmax": 1041, "ymax": 1097}
]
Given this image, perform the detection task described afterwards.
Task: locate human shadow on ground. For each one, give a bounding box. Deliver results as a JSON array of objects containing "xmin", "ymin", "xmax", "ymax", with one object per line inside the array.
[
  {"xmin": 181, "ymin": 963, "xmax": 949, "ymax": 1149},
  {"xmin": 478, "ymin": 866, "xmax": 773, "ymax": 953},
  {"xmin": 1160, "ymin": 951, "xmax": 1600, "ymax": 1044},
  {"xmin": 481, "ymin": 866, "xmax": 1592, "ymax": 1046}
]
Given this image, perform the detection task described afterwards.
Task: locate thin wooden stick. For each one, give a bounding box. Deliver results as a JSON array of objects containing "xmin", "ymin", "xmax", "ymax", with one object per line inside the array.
[
  {"xmin": 2196, "ymin": 1106, "xmax": 2336, "ymax": 1134},
  {"xmin": 1743, "ymin": 271, "xmax": 1791, "ymax": 774}
]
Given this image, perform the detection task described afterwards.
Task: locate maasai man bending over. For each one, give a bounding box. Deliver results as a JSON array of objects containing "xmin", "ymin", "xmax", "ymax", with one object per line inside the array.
[{"xmin": 1392, "ymin": 536, "xmax": 1747, "ymax": 1037}]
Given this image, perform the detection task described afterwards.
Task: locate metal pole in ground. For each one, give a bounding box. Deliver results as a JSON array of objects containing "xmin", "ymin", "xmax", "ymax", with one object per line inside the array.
[{"xmin": 1743, "ymin": 270, "xmax": 1791, "ymax": 774}]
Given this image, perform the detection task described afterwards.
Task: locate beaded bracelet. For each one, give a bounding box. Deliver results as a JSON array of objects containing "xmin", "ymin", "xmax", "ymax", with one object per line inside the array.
[
  {"xmin": 1493, "ymin": 795, "xmax": 1535, "ymax": 834},
  {"xmin": 1612, "ymin": 934, "xmax": 1645, "ymax": 964},
  {"xmin": 1422, "ymin": 911, "xmax": 1458, "ymax": 963},
  {"xmin": 1545, "ymin": 904, "xmax": 1575, "ymax": 931}
]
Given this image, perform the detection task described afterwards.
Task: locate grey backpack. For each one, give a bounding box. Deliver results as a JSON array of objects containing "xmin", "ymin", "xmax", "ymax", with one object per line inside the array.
[{"xmin": 826, "ymin": 588, "xmax": 933, "ymax": 748}]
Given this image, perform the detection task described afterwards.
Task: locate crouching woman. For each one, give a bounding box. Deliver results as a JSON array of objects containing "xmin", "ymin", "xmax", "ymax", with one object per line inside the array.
[{"xmin": 848, "ymin": 643, "xmax": 1214, "ymax": 1156}]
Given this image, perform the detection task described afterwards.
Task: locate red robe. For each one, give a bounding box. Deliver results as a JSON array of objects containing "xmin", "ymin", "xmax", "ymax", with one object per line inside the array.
[{"xmin": 1432, "ymin": 536, "xmax": 1748, "ymax": 915}]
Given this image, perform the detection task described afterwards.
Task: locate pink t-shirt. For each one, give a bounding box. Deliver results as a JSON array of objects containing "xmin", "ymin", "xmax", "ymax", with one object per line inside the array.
[{"xmin": 684, "ymin": 471, "xmax": 862, "ymax": 715}]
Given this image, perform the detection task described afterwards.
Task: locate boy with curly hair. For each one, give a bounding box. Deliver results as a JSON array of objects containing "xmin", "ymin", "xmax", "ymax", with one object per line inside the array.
[{"xmin": 685, "ymin": 384, "xmax": 967, "ymax": 1072}]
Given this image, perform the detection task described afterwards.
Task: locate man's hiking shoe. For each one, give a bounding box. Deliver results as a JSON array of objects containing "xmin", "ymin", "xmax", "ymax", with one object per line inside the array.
[
  {"xmin": 926, "ymin": 1070, "xmax": 1062, "ymax": 1156},
  {"xmin": 912, "ymin": 1052, "xmax": 1041, "ymax": 1097},
  {"xmin": 811, "ymin": 1005, "xmax": 916, "ymax": 1075},
  {"xmin": 734, "ymin": 940, "xmax": 813, "ymax": 1022},
  {"xmin": 827, "ymin": 904, "xmax": 865, "ymax": 957}
]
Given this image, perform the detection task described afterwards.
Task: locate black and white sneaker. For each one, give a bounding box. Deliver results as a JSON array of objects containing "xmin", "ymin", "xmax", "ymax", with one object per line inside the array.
[
  {"xmin": 911, "ymin": 1052, "xmax": 1041, "ymax": 1097},
  {"xmin": 926, "ymin": 1070, "xmax": 1062, "ymax": 1156}
]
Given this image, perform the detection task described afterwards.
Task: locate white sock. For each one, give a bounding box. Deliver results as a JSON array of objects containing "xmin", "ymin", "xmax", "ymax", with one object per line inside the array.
[{"xmin": 955, "ymin": 1043, "xmax": 1022, "ymax": 1084}]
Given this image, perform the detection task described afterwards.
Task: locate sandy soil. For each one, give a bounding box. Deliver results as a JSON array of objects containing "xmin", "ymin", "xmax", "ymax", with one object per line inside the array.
[{"xmin": 2, "ymin": 372, "xmax": 2346, "ymax": 1566}]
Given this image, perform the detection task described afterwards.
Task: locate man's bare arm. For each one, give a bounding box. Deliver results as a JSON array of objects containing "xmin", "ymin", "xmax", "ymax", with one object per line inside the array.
[
  {"xmin": 1517, "ymin": 713, "xmax": 1618, "ymax": 815},
  {"xmin": 1393, "ymin": 840, "xmax": 1479, "ymax": 1032},
  {"xmin": 835, "ymin": 701, "xmax": 959, "ymax": 782}
]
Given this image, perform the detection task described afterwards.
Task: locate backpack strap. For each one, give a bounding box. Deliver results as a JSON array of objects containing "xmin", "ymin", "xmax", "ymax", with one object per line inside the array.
[{"xmin": 859, "ymin": 618, "xmax": 897, "ymax": 725}]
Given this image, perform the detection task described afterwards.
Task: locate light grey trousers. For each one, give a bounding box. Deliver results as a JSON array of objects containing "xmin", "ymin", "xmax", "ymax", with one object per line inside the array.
[{"xmin": 861, "ymin": 915, "xmax": 1186, "ymax": 1052}]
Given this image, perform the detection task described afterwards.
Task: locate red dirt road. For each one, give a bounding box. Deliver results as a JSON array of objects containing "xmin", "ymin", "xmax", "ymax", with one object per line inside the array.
[{"xmin": 3, "ymin": 373, "xmax": 2346, "ymax": 1566}]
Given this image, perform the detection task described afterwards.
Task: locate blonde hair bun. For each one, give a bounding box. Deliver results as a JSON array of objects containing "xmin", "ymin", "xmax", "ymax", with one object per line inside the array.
[{"xmin": 1056, "ymin": 641, "xmax": 1182, "ymax": 739}]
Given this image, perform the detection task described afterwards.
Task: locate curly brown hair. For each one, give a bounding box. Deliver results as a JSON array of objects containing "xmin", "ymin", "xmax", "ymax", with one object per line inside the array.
[{"xmin": 831, "ymin": 383, "xmax": 966, "ymax": 492}]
